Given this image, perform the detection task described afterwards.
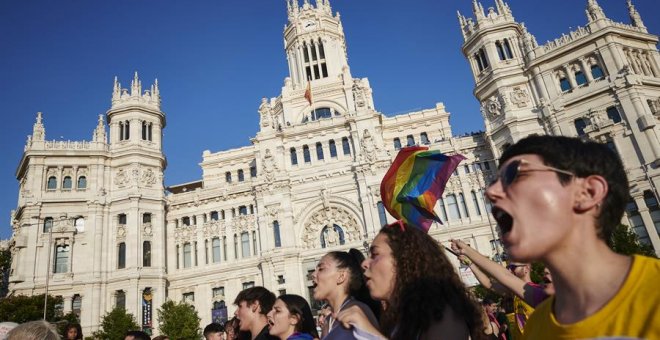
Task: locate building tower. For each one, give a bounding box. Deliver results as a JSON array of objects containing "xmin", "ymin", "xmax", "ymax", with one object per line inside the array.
[
  {"xmin": 459, "ymin": 0, "xmax": 545, "ymax": 155},
  {"xmin": 106, "ymin": 72, "xmax": 167, "ymax": 333}
]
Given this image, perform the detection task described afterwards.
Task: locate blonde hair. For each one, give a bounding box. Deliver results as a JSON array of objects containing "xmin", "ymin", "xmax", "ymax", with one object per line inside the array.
[{"xmin": 7, "ymin": 320, "xmax": 60, "ymax": 340}]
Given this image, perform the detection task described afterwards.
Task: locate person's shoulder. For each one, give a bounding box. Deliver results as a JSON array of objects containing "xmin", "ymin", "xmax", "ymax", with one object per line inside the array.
[{"xmin": 344, "ymin": 299, "xmax": 378, "ymax": 325}]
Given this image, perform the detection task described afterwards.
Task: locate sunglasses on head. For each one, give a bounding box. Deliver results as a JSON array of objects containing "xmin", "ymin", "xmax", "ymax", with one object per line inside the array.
[{"xmin": 491, "ymin": 159, "xmax": 575, "ymax": 189}]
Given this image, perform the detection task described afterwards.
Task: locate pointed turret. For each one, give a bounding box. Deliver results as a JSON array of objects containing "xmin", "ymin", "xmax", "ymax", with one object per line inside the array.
[
  {"xmin": 32, "ymin": 112, "xmax": 45, "ymax": 141},
  {"xmin": 110, "ymin": 73, "xmax": 160, "ymax": 110},
  {"xmin": 92, "ymin": 114, "xmax": 107, "ymax": 143},
  {"xmin": 495, "ymin": 0, "xmax": 513, "ymax": 19},
  {"xmin": 627, "ymin": 0, "xmax": 646, "ymax": 31},
  {"xmin": 130, "ymin": 71, "xmax": 142, "ymax": 97},
  {"xmin": 472, "ymin": 0, "xmax": 485, "ymax": 22},
  {"xmin": 586, "ymin": 0, "xmax": 606, "ymax": 22}
]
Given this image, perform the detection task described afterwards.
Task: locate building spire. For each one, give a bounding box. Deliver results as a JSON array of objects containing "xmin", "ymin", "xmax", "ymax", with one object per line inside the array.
[
  {"xmin": 32, "ymin": 112, "xmax": 45, "ymax": 141},
  {"xmin": 495, "ymin": 0, "xmax": 513, "ymax": 18},
  {"xmin": 472, "ymin": 0, "xmax": 485, "ymax": 21},
  {"xmin": 627, "ymin": 0, "xmax": 646, "ymax": 30},
  {"xmin": 586, "ymin": 0, "xmax": 606, "ymax": 22},
  {"xmin": 93, "ymin": 114, "xmax": 107, "ymax": 143}
]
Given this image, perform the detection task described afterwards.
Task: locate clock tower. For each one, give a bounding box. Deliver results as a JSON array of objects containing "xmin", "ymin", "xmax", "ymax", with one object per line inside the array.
[{"xmin": 284, "ymin": 0, "xmax": 350, "ymax": 89}]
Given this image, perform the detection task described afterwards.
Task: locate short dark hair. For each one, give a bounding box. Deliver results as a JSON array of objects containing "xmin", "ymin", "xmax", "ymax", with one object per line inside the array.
[
  {"xmin": 125, "ymin": 330, "xmax": 151, "ymax": 340},
  {"xmin": 481, "ymin": 297, "xmax": 497, "ymax": 306},
  {"xmin": 233, "ymin": 286, "xmax": 276, "ymax": 316},
  {"xmin": 500, "ymin": 135, "xmax": 628, "ymax": 241},
  {"xmin": 203, "ymin": 322, "xmax": 224, "ymax": 336}
]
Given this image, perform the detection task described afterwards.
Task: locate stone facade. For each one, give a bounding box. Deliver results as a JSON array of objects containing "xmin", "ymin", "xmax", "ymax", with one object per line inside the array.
[{"xmin": 7, "ymin": 0, "xmax": 660, "ymax": 335}]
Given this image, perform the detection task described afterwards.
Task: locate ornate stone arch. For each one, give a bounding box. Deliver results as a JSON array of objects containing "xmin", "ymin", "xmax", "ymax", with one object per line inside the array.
[
  {"xmin": 299, "ymin": 195, "xmax": 363, "ymax": 249},
  {"xmin": 297, "ymin": 100, "xmax": 347, "ymax": 122}
]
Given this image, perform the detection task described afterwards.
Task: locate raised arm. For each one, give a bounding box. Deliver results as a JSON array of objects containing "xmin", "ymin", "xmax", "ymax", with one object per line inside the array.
[{"xmin": 451, "ymin": 239, "xmax": 540, "ymax": 304}]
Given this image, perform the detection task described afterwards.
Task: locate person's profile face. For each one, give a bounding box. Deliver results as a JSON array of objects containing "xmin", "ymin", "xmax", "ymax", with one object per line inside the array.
[
  {"xmin": 486, "ymin": 154, "xmax": 577, "ymax": 262},
  {"xmin": 312, "ymin": 255, "xmax": 343, "ymax": 301},
  {"xmin": 235, "ymin": 301, "xmax": 256, "ymax": 331},
  {"xmin": 362, "ymin": 232, "xmax": 396, "ymax": 301}
]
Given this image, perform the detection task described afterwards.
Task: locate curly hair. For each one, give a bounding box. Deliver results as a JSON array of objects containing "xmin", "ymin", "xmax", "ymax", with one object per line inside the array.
[{"xmin": 377, "ymin": 226, "xmax": 484, "ymax": 340}]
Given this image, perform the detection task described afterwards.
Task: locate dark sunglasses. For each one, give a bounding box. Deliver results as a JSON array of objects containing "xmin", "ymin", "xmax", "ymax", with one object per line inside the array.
[
  {"xmin": 506, "ymin": 264, "xmax": 527, "ymax": 271},
  {"xmin": 491, "ymin": 159, "xmax": 574, "ymax": 189}
]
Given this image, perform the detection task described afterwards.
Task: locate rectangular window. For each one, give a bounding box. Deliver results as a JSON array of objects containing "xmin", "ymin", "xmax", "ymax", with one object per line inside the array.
[
  {"xmin": 420, "ymin": 132, "xmax": 430, "ymax": 145},
  {"xmin": 223, "ymin": 236, "xmax": 227, "ymax": 261},
  {"xmin": 54, "ymin": 244, "xmax": 70, "ymax": 273},
  {"xmin": 606, "ymin": 106, "xmax": 622, "ymax": 123},
  {"xmin": 242, "ymin": 281, "xmax": 255, "ymax": 290},
  {"xmin": 182, "ymin": 292, "xmax": 195, "ymax": 304},
  {"xmin": 212, "ymin": 238, "xmax": 221, "ymax": 263},
  {"xmin": 239, "ymin": 206, "xmax": 248, "ymax": 215},
  {"xmin": 279, "ymin": 289, "xmax": 287, "ymax": 296},
  {"xmin": 241, "ymin": 232, "xmax": 250, "ymax": 258},
  {"xmin": 447, "ymin": 194, "xmax": 462, "ymax": 220},
  {"xmin": 225, "ymin": 172, "xmax": 232, "ymax": 183},
  {"xmin": 575, "ymin": 71, "xmax": 587, "ymax": 86},
  {"xmin": 72, "ymin": 295, "xmax": 82, "ymax": 320},
  {"xmin": 273, "ymin": 221, "xmax": 281, "ymax": 248},
  {"xmin": 183, "ymin": 243, "xmax": 192, "ymax": 268},
  {"xmin": 118, "ymin": 214, "xmax": 127, "ymax": 225},
  {"xmin": 471, "ymin": 191, "xmax": 482, "ymax": 216},
  {"xmin": 117, "ymin": 243, "xmax": 126, "ymax": 269},
  {"xmin": 116, "ymin": 290, "xmax": 126, "ymax": 310},
  {"xmin": 406, "ymin": 135, "xmax": 415, "ymax": 147},
  {"xmin": 43, "ymin": 217, "xmax": 53, "ymax": 233},
  {"xmin": 250, "ymin": 166, "xmax": 257, "ymax": 178},
  {"xmin": 238, "ymin": 170, "xmax": 245, "ymax": 182},
  {"xmin": 253, "ymin": 231, "xmax": 258, "ymax": 255},
  {"xmin": 377, "ymin": 202, "xmax": 388, "ymax": 227},
  {"xmin": 143, "ymin": 241, "xmax": 151, "ymax": 267},
  {"xmin": 142, "ymin": 213, "xmax": 151, "ymax": 224}
]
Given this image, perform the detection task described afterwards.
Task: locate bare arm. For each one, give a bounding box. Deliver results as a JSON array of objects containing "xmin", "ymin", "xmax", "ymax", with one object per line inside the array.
[
  {"xmin": 335, "ymin": 305, "xmax": 387, "ymax": 340},
  {"xmin": 451, "ymin": 239, "xmax": 530, "ymax": 300}
]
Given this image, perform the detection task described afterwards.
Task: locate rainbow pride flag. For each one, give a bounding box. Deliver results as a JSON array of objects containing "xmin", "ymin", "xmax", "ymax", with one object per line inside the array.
[{"xmin": 380, "ymin": 146, "xmax": 465, "ymax": 232}]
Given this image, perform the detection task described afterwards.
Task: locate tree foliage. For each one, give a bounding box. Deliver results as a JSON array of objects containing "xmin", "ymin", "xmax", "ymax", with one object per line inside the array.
[
  {"xmin": 0, "ymin": 294, "xmax": 63, "ymax": 323},
  {"xmin": 157, "ymin": 300, "xmax": 201, "ymax": 339},
  {"xmin": 0, "ymin": 249, "xmax": 11, "ymax": 298},
  {"xmin": 608, "ymin": 224, "xmax": 656, "ymax": 257},
  {"xmin": 92, "ymin": 307, "xmax": 140, "ymax": 340}
]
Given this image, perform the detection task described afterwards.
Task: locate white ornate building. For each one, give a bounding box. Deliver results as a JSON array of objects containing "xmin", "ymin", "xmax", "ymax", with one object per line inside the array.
[{"xmin": 7, "ymin": 0, "xmax": 660, "ymax": 335}]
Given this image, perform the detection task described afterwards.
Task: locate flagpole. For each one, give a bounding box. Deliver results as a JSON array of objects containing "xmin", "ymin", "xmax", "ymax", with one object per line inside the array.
[{"xmin": 309, "ymin": 76, "xmax": 316, "ymax": 119}]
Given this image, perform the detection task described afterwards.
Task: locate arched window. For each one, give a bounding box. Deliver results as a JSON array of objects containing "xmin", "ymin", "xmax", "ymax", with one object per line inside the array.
[
  {"xmin": 142, "ymin": 121, "xmax": 148, "ymax": 140},
  {"xmin": 119, "ymin": 122, "xmax": 125, "ymax": 141},
  {"xmin": 125, "ymin": 121, "xmax": 130, "ymax": 140},
  {"xmin": 575, "ymin": 70, "xmax": 588, "ymax": 86},
  {"xmin": 182, "ymin": 216, "xmax": 191, "ymax": 226},
  {"xmin": 239, "ymin": 206, "xmax": 248, "ymax": 215},
  {"xmin": 225, "ymin": 172, "xmax": 232, "ymax": 183},
  {"xmin": 606, "ymin": 106, "xmax": 622, "ymax": 124},
  {"xmin": 496, "ymin": 41, "xmax": 506, "ymax": 61},
  {"xmin": 210, "ymin": 211, "xmax": 219, "ymax": 221},
  {"xmin": 77, "ymin": 176, "xmax": 86, "ymax": 189},
  {"xmin": 74, "ymin": 217, "xmax": 85, "ymax": 232},
  {"xmin": 55, "ymin": 244, "xmax": 70, "ymax": 273},
  {"xmin": 406, "ymin": 135, "xmax": 415, "ymax": 147},
  {"xmin": 320, "ymin": 225, "xmax": 346, "ymax": 248},
  {"xmin": 238, "ymin": 169, "xmax": 244, "ymax": 182},
  {"xmin": 503, "ymin": 39, "xmax": 514, "ymax": 59},
  {"xmin": 393, "ymin": 138, "xmax": 401, "ymax": 150},
  {"xmin": 459, "ymin": 193, "xmax": 470, "ymax": 218},
  {"xmin": 438, "ymin": 198, "xmax": 448, "ymax": 222},
  {"xmin": 118, "ymin": 242, "xmax": 126, "ymax": 269},
  {"xmin": 303, "ymin": 145, "xmax": 311, "ymax": 163},
  {"xmin": 591, "ymin": 64, "xmax": 604, "ymax": 79},
  {"xmin": 574, "ymin": 118, "xmax": 589, "ymax": 136},
  {"xmin": 143, "ymin": 241, "xmax": 151, "ymax": 267},
  {"xmin": 62, "ymin": 176, "xmax": 72, "ymax": 190},
  {"xmin": 471, "ymin": 191, "xmax": 482, "ymax": 216},
  {"xmin": 559, "ymin": 76, "xmax": 571, "ymax": 92},
  {"xmin": 446, "ymin": 194, "xmax": 461, "ymax": 220},
  {"xmin": 329, "ymin": 140, "xmax": 337, "ymax": 158},
  {"xmin": 47, "ymin": 176, "xmax": 57, "ymax": 190},
  {"xmin": 212, "ymin": 238, "xmax": 221, "ymax": 263},
  {"xmin": 72, "ymin": 295, "xmax": 82, "ymax": 320},
  {"xmin": 342, "ymin": 137, "xmax": 351, "ymax": 155},
  {"xmin": 420, "ymin": 132, "xmax": 430, "ymax": 145},
  {"xmin": 43, "ymin": 217, "xmax": 53, "ymax": 233},
  {"xmin": 290, "ymin": 148, "xmax": 298, "ymax": 165},
  {"xmin": 312, "ymin": 108, "xmax": 333, "ymax": 121},
  {"xmin": 273, "ymin": 221, "xmax": 281, "ymax": 248},
  {"xmin": 252, "ymin": 231, "xmax": 257, "ymax": 255},
  {"xmin": 316, "ymin": 142, "xmax": 324, "ymax": 160}
]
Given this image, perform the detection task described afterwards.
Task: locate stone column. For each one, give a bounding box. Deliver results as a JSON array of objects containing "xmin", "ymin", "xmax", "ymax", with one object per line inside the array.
[
  {"xmin": 604, "ymin": 35, "xmax": 624, "ymax": 71},
  {"xmin": 633, "ymin": 196, "xmax": 660, "ymax": 254},
  {"xmin": 579, "ymin": 58, "xmax": 594, "ymax": 83},
  {"xmin": 564, "ymin": 64, "xmax": 577, "ymax": 89}
]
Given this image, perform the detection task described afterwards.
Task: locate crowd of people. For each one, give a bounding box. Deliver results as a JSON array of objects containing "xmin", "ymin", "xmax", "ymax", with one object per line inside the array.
[{"xmin": 1, "ymin": 136, "xmax": 658, "ymax": 339}]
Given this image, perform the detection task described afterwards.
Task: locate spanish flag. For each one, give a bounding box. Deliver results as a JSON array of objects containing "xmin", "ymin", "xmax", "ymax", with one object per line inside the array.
[{"xmin": 304, "ymin": 80, "xmax": 312, "ymax": 105}]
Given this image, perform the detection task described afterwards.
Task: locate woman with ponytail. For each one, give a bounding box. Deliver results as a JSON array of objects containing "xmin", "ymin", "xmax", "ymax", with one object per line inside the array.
[{"xmin": 312, "ymin": 248, "xmax": 380, "ymax": 339}]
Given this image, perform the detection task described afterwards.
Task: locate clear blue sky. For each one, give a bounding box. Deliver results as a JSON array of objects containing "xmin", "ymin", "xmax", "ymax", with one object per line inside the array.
[{"xmin": 1, "ymin": 0, "xmax": 658, "ymax": 238}]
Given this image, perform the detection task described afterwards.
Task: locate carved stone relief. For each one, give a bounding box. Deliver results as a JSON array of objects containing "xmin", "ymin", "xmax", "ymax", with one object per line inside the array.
[
  {"xmin": 510, "ymin": 87, "xmax": 530, "ymax": 108},
  {"xmin": 301, "ymin": 206, "xmax": 361, "ymax": 249}
]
